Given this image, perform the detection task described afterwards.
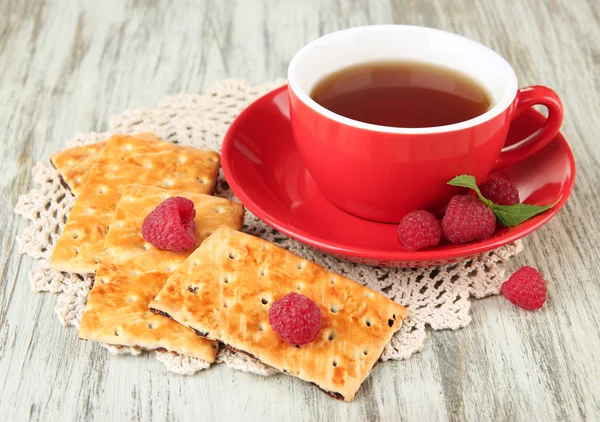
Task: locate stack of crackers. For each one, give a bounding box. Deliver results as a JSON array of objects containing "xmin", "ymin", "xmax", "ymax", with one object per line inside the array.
[{"xmin": 50, "ymin": 133, "xmax": 408, "ymax": 401}]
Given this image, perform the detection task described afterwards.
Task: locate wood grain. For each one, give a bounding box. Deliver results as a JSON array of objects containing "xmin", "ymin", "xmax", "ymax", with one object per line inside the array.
[{"xmin": 1, "ymin": 0, "xmax": 599, "ymax": 420}]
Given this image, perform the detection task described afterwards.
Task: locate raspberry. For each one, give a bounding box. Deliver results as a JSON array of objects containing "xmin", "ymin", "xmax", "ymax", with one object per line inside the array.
[
  {"xmin": 501, "ymin": 266, "xmax": 547, "ymax": 310},
  {"xmin": 442, "ymin": 195, "xmax": 496, "ymax": 244},
  {"xmin": 480, "ymin": 177, "xmax": 520, "ymax": 205},
  {"xmin": 397, "ymin": 210, "xmax": 442, "ymax": 251},
  {"xmin": 141, "ymin": 196, "xmax": 196, "ymax": 252},
  {"xmin": 269, "ymin": 293, "xmax": 321, "ymax": 345}
]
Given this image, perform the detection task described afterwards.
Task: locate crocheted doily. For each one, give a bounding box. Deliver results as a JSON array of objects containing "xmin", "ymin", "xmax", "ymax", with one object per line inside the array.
[{"xmin": 14, "ymin": 79, "xmax": 522, "ymax": 376}]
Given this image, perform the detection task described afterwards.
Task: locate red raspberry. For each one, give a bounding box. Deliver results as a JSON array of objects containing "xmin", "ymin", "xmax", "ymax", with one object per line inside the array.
[
  {"xmin": 501, "ymin": 266, "xmax": 547, "ymax": 310},
  {"xmin": 480, "ymin": 177, "xmax": 520, "ymax": 205},
  {"xmin": 269, "ymin": 293, "xmax": 321, "ymax": 345},
  {"xmin": 442, "ymin": 195, "xmax": 496, "ymax": 244},
  {"xmin": 397, "ymin": 210, "xmax": 442, "ymax": 251},
  {"xmin": 141, "ymin": 197, "xmax": 196, "ymax": 252}
]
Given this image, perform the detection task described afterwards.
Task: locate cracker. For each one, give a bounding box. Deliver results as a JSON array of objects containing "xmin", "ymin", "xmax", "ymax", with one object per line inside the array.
[
  {"xmin": 150, "ymin": 226, "xmax": 408, "ymax": 401},
  {"xmin": 79, "ymin": 185, "xmax": 244, "ymax": 362},
  {"xmin": 50, "ymin": 141, "xmax": 106, "ymax": 196},
  {"xmin": 50, "ymin": 133, "xmax": 220, "ymax": 273}
]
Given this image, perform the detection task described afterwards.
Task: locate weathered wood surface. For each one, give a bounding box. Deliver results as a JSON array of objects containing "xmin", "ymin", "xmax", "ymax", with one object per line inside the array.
[{"xmin": 1, "ymin": 0, "xmax": 599, "ymax": 421}]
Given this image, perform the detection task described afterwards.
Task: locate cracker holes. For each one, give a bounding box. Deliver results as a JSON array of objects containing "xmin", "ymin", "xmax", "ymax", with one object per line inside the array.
[
  {"xmin": 193, "ymin": 260, "xmax": 201, "ymax": 267},
  {"xmin": 215, "ymin": 207, "xmax": 224, "ymax": 214},
  {"xmin": 260, "ymin": 297, "xmax": 269, "ymax": 305},
  {"xmin": 330, "ymin": 305, "xmax": 338, "ymax": 314},
  {"xmin": 177, "ymin": 156, "xmax": 187, "ymax": 164},
  {"xmin": 127, "ymin": 296, "xmax": 136, "ymax": 303},
  {"xmin": 117, "ymin": 221, "xmax": 125, "ymax": 228},
  {"xmin": 329, "ymin": 277, "xmax": 336, "ymax": 284},
  {"xmin": 100, "ymin": 277, "xmax": 110, "ymax": 285},
  {"xmin": 188, "ymin": 285, "xmax": 199, "ymax": 294},
  {"xmin": 142, "ymin": 243, "xmax": 151, "ymax": 250},
  {"xmin": 259, "ymin": 268, "xmax": 267, "ymax": 277},
  {"xmin": 332, "ymin": 360, "xmax": 338, "ymax": 367},
  {"xmin": 114, "ymin": 329, "xmax": 120, "ymax": 336},
  {"xmin": 258, "ymin": 323, "xmax": 265, "ymax": 332},
  {"xmin": 71, "ymin": 233, "xmax": 80, "ymax": 240},
  {"xmin": 97, "ymin": 186, "xmax": 107, "ymax": 195},
  {"xmin": 327, "ymin": 331, "xmax": 336, "ymax": 341},
  {"xmin": 363, "ymin": 349, "xmax": 369, "ymax": 356},
  {"xmin": 296, "ymin": 283, "xmax": 303, "ymax": 291},
  {"xmin": 163, "ymin": 179, "xmax": 174, "ymax": 187},
  {"xmin": 228, "ymin": 252, "xmax": 235, "ymax": 260},
  {"xmin": 73, "ymin": 247, "xmax": 80, "ymax": 255},
  {"xmin": 223, "ymin": 301, "xmax": 230, "ymax": 309},
  {"xmin": 74, "ymin": 177, "xmax": 82, "ymax": 184},
  {"xmin": 222, "ymin": 275, "xmax": 230, "ymax": 284},
  {"xmin": 199, "ymin": 177, "xmax": 209, "ymax": 185},
  {"xmin": 365, "ymin": 319, "xmax": 372, "ymax": 327},
  {"xmin": 167, "ymin": 264, "xmax": 176, "ymax": 272},
  {"xmin": 388, "ymin": 314, "xmax": 397, "ymax": 327},
  {"xmin": 148, "ymin": 323, "xmax": 157, "ymax": 330},
  {"xmin": 297, "ymin": 261, "xmax": 306, "ymax": 270}
]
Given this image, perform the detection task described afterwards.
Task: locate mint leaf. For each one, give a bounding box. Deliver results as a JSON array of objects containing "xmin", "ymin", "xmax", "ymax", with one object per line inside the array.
[
  {"xmin": 489, "ymin": 199, "xmax": 561, "ymax": 227},
  {"xmin": 447, "ymin": 175, "xmax": 493, "ymax": 206},
  {"xmin": 447, "ymin": 175, "xmax": 559, "ymax": 227}
]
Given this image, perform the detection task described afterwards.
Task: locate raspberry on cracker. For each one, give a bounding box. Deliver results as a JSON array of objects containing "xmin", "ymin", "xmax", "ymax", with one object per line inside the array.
[
  {"xmin": 142, "ymin": 196, "xmax": 197, "ymax": 252},
  {"xmin": 269, "ymin": 293, "xmax": 322, "ymax": 345}
]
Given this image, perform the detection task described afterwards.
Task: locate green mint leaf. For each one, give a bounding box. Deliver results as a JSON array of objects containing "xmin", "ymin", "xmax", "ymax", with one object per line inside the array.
[
  {"xmin": 447, "ymin": 174, "xmax": 560, "ymax": 227},
  {"xmin": 447, "ymin": 175, "xmax": 493, "ymax": 206},
  {"xmin": 490, "ymin": 198, "xmax": 561, "ymax": 227}
]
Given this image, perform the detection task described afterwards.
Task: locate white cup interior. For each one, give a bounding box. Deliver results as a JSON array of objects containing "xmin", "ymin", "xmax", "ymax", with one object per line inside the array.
[{"xmin": 287, "ymin": 25, "xmax": 518, "ymax": 134}]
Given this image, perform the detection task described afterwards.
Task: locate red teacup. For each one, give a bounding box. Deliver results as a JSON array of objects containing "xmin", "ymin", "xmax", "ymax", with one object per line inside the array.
[{"xmin": 288, "ymin": 25, "xmax": 563, "ymax": 223}]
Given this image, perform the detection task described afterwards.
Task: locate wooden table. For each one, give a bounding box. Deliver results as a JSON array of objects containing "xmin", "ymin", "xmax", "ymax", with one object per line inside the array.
[{"xmin": 1, "ymin": 0, "xmax": 599, "ymax": 420}]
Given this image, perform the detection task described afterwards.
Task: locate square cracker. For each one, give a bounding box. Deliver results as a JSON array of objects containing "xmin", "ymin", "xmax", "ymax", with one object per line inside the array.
[
  {"xmin": 50, "ymin": 133, "xmax": 220, "ymax": 273},
  {"xmin": 51, "ymin": 141, "xmax": 106, "ymax": 196},
  {"xmin": 150, "ymin": 226, "xmax": 408, "ymax": 401},
  {"xmin": 79, "ymin": 185, "xmax": 244, "ymax": 362}
]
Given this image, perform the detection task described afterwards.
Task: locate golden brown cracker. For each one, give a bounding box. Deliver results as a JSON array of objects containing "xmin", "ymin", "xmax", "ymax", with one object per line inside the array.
[
  {"xmin": 79, "ymin": 185, "xmax": 244, "ymax": 362},
  {"xmin": 150, "ymin": 226, "xmax": 407, "ymax": 401},
  {"xmin": 50, "ymin": 133, "xmax": 220, "ymax": 273}
]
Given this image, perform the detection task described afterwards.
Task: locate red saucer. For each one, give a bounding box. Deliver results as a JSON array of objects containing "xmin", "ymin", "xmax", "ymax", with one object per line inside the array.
[{"xmin": 222, "ymin": 86, "xmax": 575, "ymax": 267}]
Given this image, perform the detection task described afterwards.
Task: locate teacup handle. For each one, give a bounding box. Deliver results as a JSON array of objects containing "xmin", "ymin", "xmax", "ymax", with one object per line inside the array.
[{"xmin": 494, "ymin": 85, "xmax": 563, "ymax": 169}]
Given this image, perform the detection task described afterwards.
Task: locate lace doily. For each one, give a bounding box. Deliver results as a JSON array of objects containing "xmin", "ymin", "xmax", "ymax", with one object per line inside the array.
[{"xmin": 14, "ymin": 79, "xmax": 522, "ymax": 376}]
